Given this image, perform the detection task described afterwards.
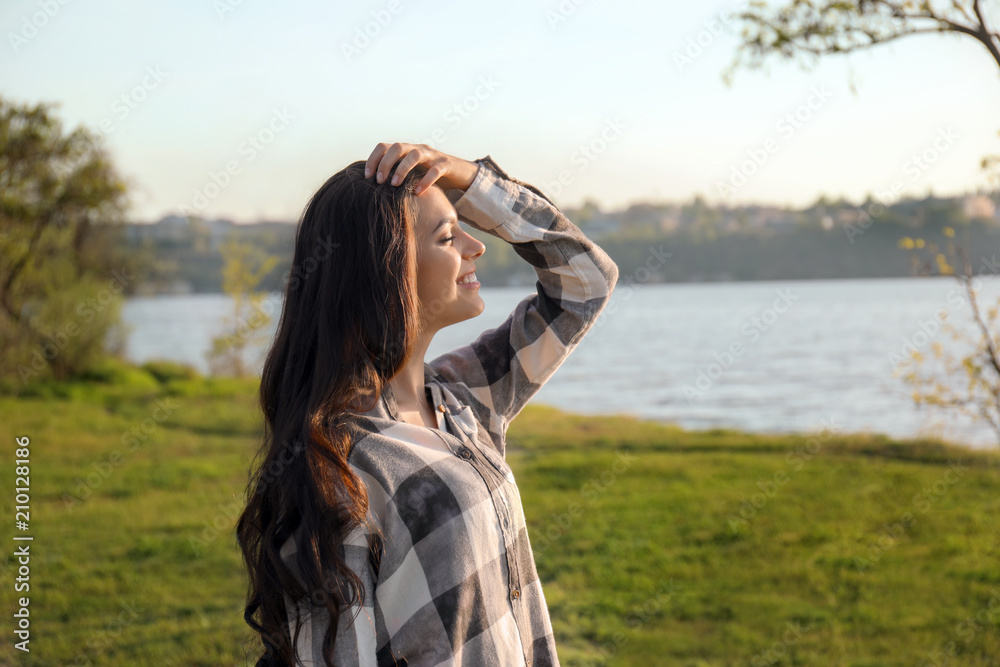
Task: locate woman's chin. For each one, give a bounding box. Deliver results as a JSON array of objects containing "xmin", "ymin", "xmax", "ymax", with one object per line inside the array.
[{"xmin": 460, "ymin": 300, "xmax": 486, "ymax": 322}]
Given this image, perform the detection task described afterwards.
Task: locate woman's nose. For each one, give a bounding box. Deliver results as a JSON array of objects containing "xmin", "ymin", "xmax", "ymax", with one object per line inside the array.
[{"xmin": 465, "ymin": 236, "xmax": 485, "ymax": 260}]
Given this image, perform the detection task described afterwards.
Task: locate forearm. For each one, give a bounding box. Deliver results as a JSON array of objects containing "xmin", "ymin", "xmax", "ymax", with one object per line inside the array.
[
  {"xmin": 450, "ymin": 155, "xmax": 619, "ymax": 301},
  {"xmin": 433, "ymin": 154, "xmax": 618, "ymax": 429}
]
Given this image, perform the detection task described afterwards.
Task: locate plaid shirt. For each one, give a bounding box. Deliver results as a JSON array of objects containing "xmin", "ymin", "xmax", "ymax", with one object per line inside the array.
[{"xmin": 280, "ymin": 155, "xmax": 619, "ymax": 666}]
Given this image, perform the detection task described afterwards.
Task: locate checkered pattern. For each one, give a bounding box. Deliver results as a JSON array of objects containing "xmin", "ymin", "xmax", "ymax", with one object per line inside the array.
[{"xmin": 279, "ymin": 155, "xmax": 619, "ymax": 666}]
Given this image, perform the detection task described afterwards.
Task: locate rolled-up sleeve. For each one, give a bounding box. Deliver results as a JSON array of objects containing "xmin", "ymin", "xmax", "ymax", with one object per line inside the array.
[{"xmin": 430, "ymin": 155, "xmax": 619, "ymax": 453}]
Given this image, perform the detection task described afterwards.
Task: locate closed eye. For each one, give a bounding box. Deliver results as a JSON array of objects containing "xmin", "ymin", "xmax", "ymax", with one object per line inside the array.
[{"xmin": 441, "ymin": 235, "xmax": 456, "ymax": 244}]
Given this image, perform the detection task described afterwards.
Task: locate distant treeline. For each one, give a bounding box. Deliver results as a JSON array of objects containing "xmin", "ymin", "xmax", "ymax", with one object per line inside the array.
[{"xmin": 123, "ymin": 193, "xmax": 1000, "ymax": 294}]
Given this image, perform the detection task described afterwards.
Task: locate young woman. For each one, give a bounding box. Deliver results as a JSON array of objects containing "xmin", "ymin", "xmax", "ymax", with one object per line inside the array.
[{"xmin": 237, "ymin": 142, "xmax": 619, "ymax": 666}]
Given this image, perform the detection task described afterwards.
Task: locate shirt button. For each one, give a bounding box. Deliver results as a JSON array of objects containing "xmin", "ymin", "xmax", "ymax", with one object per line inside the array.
[
  {"xmin": 458, "ymin": 447, "xmax": 472, "ymax": 460},
  {"xmin": 511, "ymin": 589, "xmax": 520, "ymax": 600},
  {"xmin": 438, "ymin": 404, "xmax": 447, "ymax": 412}
]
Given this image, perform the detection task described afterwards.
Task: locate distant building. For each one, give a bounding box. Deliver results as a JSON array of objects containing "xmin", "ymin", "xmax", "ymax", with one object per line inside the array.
[
  {"xmin": 123, "ymin": 215, "xmax": 189, "ymax": 243},
  {"xmin": 124, "ymin": 215, "xmax": 235, "ymax": 251},
  {"xmin": 834, "ymin": 209, "xmax": 858, "ymax": 226},
  {"xmin": 659, "ymin": 213, "xmax": 680, "ymax": 234},
  {"xmin": 204, "ymin": 218, "xmax": 235, "ymax": 251},
  {"xmin": 581, "ymin": 212, "xmax": 621, "ymax": 238},
  {"xmin": 746, "ymin": 206, "xmax": 794, "ymax": 230},
  {"xmin": 963, "ymin": 195, "xmax": 996, "ymax": 221}
]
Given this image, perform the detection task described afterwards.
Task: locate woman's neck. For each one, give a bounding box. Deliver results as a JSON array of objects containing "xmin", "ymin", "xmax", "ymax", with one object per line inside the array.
[{"xmin": 387, "ymin": 331, "xmax": 434, "ymax": 411}]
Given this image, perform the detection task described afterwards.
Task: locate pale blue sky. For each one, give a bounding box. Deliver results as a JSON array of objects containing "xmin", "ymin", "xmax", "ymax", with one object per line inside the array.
[{"xmin": 2, "ymin": 0, "xmax": 998, "ymax": 223}]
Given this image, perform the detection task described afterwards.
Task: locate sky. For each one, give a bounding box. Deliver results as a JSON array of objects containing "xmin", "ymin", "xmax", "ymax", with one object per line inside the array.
[{"xmin": 2, "ymin": 0, "xmax": 998, "ymax": 224}]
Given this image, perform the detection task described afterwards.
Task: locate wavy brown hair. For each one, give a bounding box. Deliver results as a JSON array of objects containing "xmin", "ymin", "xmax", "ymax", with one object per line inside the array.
[{"xmin": 237, "ymin": 159, "xmax": 424, "ymax": 666}]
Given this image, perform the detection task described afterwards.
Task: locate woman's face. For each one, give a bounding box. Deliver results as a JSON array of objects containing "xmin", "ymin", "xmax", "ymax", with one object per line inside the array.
[{"xmin": 411, "ymin": 184, "xmax": 486, "ymax": 333}]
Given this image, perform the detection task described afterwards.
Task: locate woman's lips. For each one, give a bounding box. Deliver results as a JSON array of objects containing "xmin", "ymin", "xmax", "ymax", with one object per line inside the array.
[{"xmin": 457, "ymin": 271, "xmax": 479, "ymax": 289}]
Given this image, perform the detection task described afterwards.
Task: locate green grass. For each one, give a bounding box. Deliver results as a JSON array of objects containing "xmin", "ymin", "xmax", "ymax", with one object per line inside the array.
[{"xmin": 0, "ymin": 359, "xmax": 998, "ymax": 665}]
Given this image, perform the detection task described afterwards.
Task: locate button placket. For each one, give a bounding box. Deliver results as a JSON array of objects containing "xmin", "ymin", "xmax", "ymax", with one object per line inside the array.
[{"xmin": 435, "ymin": 398, "xmax": 523, "ymax": 615}]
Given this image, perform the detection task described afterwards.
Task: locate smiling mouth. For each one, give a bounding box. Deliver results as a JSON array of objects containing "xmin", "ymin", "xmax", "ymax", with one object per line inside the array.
[{"xmin": 457, "ymin": 271, "xmax": 479, "ymax": 287}]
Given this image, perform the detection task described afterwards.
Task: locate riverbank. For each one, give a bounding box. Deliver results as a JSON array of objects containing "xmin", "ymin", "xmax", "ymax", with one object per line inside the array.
[{"xmin": 1, "ymin": 359, "xmax": 998, "ymax": 665}]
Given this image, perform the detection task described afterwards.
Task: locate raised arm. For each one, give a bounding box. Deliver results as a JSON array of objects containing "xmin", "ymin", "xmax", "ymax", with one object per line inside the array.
[{"xmin": 429, "ymin": 154, "xmax": 619, "ymax": 452}]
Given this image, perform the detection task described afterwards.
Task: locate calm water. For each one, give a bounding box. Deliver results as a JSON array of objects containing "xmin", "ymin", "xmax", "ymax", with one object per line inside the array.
[{"xmin": 121, "ymin": 277, "xmax": 1000, "ymax": 450}]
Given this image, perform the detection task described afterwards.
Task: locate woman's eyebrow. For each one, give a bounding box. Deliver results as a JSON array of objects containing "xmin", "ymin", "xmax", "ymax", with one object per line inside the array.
[{"xmin": 432, "ymin": 216, "xmax": 458, "ymax": 234}]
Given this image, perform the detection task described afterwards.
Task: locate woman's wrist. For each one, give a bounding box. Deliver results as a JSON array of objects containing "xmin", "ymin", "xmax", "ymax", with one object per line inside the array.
[{"xmin": 452, "ymin": 158, "xmax": 479, "ymax": 191}]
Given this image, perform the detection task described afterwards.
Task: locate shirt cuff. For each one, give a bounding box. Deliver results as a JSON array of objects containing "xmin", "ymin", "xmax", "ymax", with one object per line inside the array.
[{"xmin": 445, "ymin": 155, "xmax": 514, "ymax": 232}]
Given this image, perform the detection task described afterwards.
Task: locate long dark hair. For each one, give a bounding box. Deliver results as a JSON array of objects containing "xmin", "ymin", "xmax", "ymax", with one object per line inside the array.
[{"xmin": 237, "ymin": 159, "xmax": 425, "ymax": 666}]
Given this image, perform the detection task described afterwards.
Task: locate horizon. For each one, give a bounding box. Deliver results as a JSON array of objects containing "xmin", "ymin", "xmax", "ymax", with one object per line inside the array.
[{"xmin": 131, "ymin": 187, "xmax": 998, "ymax": 226}]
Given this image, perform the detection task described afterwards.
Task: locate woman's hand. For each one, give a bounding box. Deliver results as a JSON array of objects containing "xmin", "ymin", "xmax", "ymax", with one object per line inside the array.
[{"xmin": 364, "ymin": 142, "xmax": 478, "ymax": 196}]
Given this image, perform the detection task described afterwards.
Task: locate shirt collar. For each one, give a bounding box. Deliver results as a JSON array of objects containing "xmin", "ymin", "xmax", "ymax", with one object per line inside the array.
[{"xmin": 364, "ymin": 363, "xmax": 447, "ymax": 422}]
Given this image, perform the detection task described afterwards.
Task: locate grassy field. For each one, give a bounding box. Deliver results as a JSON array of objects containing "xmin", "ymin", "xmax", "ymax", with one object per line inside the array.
[{"xmin": 1, "ymin": 358, "xmax": 999, "ymax": 666}]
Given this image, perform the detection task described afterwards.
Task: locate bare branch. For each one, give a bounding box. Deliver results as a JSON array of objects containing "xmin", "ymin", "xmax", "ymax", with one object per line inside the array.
[
  {"xmin": 952, "ymin": 0, "xmax": 977, "ymax": 25},
  {"xmin": 727, "ymin": 0, "xmax": 1000, "ymax": 77},
  {"xmin": 958, "ymin": 249, "xmax": 1000, "ymax": 381}
]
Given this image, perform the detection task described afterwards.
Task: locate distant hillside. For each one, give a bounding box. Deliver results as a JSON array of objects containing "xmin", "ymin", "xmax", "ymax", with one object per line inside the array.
[{"xmin": 122, "ymin": 192, "xmax": 1000, "ymax": 295}]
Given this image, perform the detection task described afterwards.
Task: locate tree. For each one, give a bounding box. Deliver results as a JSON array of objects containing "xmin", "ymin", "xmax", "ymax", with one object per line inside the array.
[
  {"xmin": 725, "ymin": 1, "xmax": 1000, "ymax": 446},
  {"xmin": 0, "ymin": 95, "xmax": 147, "ymax": 391},
  {"xmin": 724, "ymin": 0, "xmax": 1000, "ymax": 176},
  {"xmin": 725, "ymin": 0, "xmax": 999, "ymax": 78},
  {"xmin": 984, "ymin": 129, "xmax": 1000, "ymax": 185},
  {"xmin": 576, "ymin": 198, "xmax": 602, "ymax": 226},
  {"xmin": 894, "ymin": 229, "xmax": 1000, "ymax": 445},
  {"xmin": 205, "ymin": 235, "xmax": 279, "ymax": 378}
]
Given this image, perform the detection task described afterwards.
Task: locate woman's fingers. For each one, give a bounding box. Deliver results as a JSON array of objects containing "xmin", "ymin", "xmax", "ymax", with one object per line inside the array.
[
  {"xmin": 375, "ymin": 143, "xmax": 408, "ymax": 183},
  {"xmin": 364, "ymin": 142, "xmax": 427, "ymax": 184},
  {"xmin": 413, "ymin": 161, "xmax": 445, "ymax": 194},
  {"xmin": 389, "ymin": 147, "xmax": 428, "ymax": 186},
  {"xmin": 364, "ymin": 142, "xmax": 473, "ymax": 193},
  {"xmin": 364, "ymin": 143, "xmax": 390, "ymax": 179}
]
